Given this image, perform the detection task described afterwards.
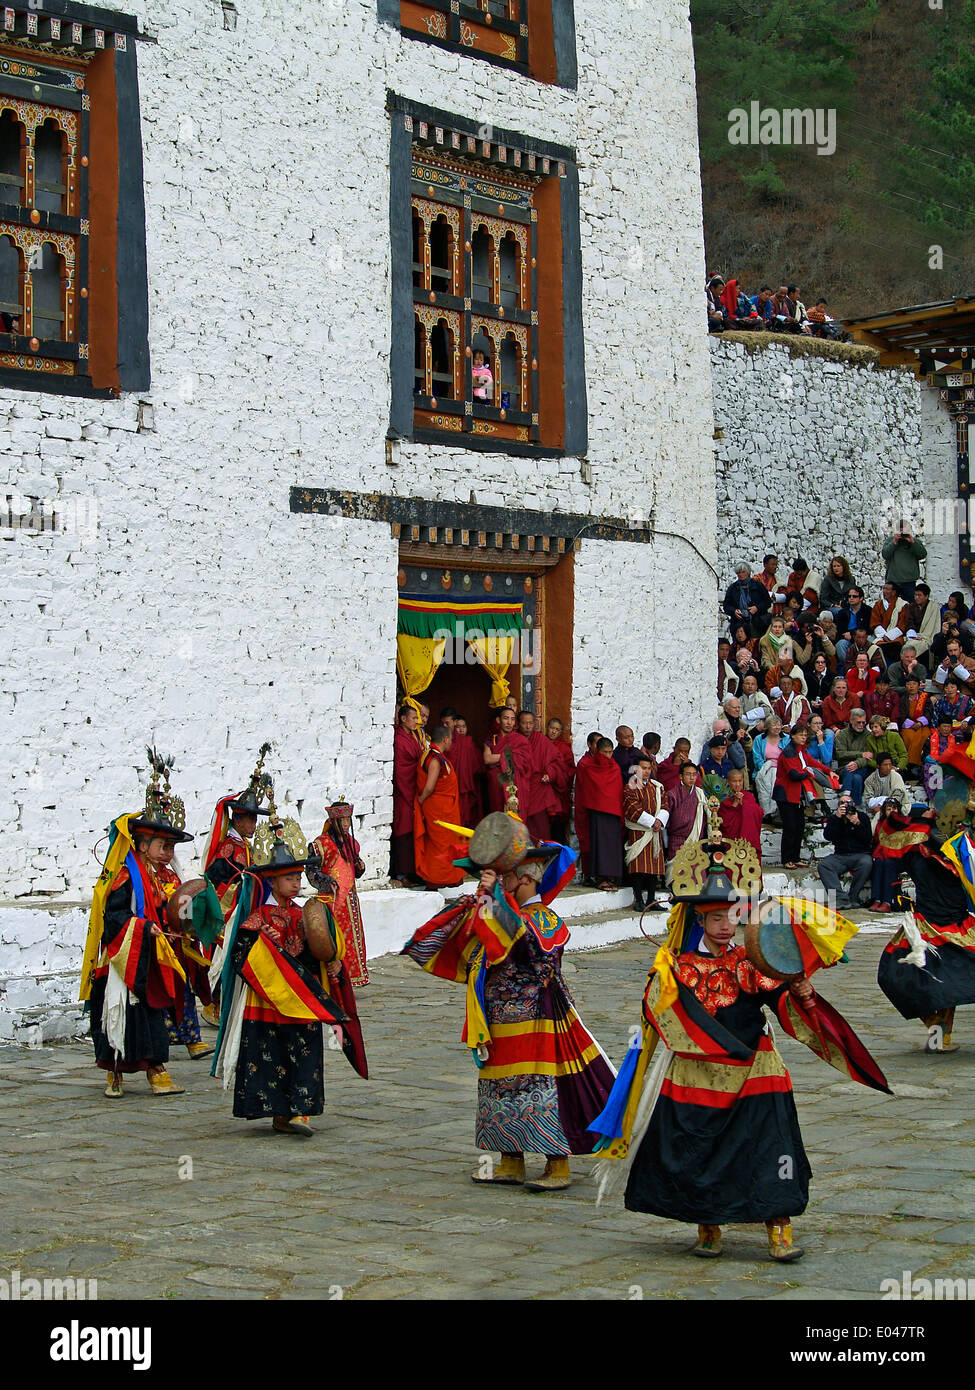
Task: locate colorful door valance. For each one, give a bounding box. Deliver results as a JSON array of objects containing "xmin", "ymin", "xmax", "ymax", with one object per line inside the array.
[{"xmin": 397, "ymin": 593, "xmax": 523, "ymax": 639}]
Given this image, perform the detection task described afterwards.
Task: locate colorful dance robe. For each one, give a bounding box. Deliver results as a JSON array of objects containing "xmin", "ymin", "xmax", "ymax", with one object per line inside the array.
[
  {"xmin": 403, "ymin": 886, "xmax": 615, "ymax": 1154},
  {"xmin": 88, "ymin": 860, "xmax": 185, "ymax": 1074},
  {"xmin": 600, "ymin": 944, "xmax": 890, "ymax": 1225},
  {"xmin": 310, "ymin": 827, "xmax": 369, "ymax": 987},
  {"xmin": 215, "ymin": 901, "xmax": 347, "ymax": 1119},
  {"xmin": 878, "ymin": 844, "xmax": 975, "ymax": 1021}
]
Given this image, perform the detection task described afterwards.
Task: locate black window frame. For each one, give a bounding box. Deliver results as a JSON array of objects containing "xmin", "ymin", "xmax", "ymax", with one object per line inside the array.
[
  {"xmin": 388, "ymin": 93, "xmax": 587, "ymax": 460},
  {"xmin": 0, "ymin": 0, "xmax": 147, "ymax": 399}
]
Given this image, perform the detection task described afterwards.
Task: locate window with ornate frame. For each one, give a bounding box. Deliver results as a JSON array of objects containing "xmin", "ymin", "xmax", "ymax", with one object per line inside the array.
[
  {"xmin": 0, "ymin": 1, "xmax": 147, "ymax": 398},
  {"xmin": 378, "ymin": 0, "xmax": 577, "ymax": 87},
  {"xmin": 389, "ymin": 96, "xmax": 587, "ymax": 458}
]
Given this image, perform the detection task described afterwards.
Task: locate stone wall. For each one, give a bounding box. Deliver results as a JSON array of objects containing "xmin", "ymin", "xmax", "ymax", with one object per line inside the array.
[{"xmin": 711, "ymin": 337, "xmax": 926, "ymax": 604}]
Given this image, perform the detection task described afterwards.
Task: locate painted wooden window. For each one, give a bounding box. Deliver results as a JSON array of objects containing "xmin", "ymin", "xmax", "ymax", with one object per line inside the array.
[
  {"xmin": 411, "ymin": 142, "xmax": 542, "ymax": 447},
  {"xmin": 0, "ymin": 3, "xmax": 147, "ymax": 398},
  {"xmin": 385, "ymin": 0, "xmax": 575, "ymax": 86}
]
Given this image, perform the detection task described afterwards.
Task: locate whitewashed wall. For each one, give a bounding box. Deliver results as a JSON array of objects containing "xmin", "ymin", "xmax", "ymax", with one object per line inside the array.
[
  {"xmin": 711, "ymin": 338, "xmax": 925, "ymax": 603},
  {"xmin": 0, "ymin": 0, "xmax": 716, "ymax": 1033}
]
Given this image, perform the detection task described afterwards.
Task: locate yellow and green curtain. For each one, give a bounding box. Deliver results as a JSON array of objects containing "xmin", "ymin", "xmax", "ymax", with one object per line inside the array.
[{"xmin": 397, "ymin": 594, "xmax": 523, "ymax": 708}]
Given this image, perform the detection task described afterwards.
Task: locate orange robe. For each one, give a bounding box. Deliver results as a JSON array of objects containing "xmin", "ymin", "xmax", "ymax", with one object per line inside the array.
[{"xmin": 414, "ymin": 749, "xmax": 466, "ymax": 888}]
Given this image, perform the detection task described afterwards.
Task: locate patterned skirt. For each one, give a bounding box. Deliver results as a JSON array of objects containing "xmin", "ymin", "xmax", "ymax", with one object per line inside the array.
[{"xmin": 232, "ymin": 1020, "xmax": 325, "ymax": 1119}]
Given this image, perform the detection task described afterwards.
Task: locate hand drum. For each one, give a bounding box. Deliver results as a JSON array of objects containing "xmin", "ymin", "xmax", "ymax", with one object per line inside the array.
[
  {"xmin": 744, "ymin": 898, "xmax": 805, "ymax": 981},
  {"xmin": 166, "ymin": 877, "xmax": 207, "ymax": 932}
]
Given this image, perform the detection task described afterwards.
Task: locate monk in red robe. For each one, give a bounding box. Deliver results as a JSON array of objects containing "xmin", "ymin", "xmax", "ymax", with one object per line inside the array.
[
  {"xmin": 484, "ymin": 707, "xmax": 533, "ymax": 814},
  {"xmin": 414, "ymin": 724, "xmax": 467, "ymax": 888},
  {"xmin": 392, "ymin": 704, "xmax": 423, "ymax": 882},
  {"xmin": 517, "ymin": 710, "xmax": 562, "ymax": 841},
  {"xmin": 442, "ymin": 709, "xmax": 483, "ymax": 828},
  {"xmin": 573, "ymin": 732, "xmax": 603, "ymax": 880},
  {"xmin": 546, "ymin": 717, "xmax": 576, "ymax": 844},
  {"xmin": 574, "ymin": 737, "xmax": 624, "ymax": 889},
  {"xmin": 657, "ymin": 738, "xmax": 693, "ymax": 795},
  {"xmin": 719, "ymin": 768, "xmax": 764, "ymax": 867}
]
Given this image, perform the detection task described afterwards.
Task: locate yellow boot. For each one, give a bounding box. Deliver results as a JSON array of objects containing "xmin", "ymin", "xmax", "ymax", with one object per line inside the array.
[
  {"xmin": 186, "ymin": 1041, "xmax": 214, "ymax": 1060},
  {"xmin": 103, "ymin": 1070, "xmax": 123, "ymax": 1099},
  {"xmin": 766, "ymin": 1219, "xmax": 804, "ymax": 1262},
  {"xmin": 524, "ymin": 1157, "xmax": 571, "ymax": 1191},
  {"xmin": 146, "ymin": 1065, "xmax": 185, "ymax": 1096},
  {"xmin": 692, "ymin": 1224, "xmax": 722, "ymax": 1257},
  {"xmin": 471, "ymin": 1152, "xmax": 526, "ymax": 1185}
]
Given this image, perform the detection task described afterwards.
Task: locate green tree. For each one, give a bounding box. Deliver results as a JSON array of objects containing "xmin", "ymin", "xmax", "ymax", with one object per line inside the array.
[{"xmin": 899, "ymin": 1, "xmax": 975, "ymax": 232}]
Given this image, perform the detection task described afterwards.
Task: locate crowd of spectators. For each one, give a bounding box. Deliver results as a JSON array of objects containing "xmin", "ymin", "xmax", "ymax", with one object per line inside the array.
[
  {"xmin": 716, "ymin": 530, "xmax": 973, "ymax": 910},
  {"xmin": 706, "ymin": 274, "xmax": 846, "ymax": 341}
]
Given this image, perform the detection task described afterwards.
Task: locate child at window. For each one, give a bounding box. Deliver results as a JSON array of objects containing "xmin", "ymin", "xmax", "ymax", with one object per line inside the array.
[{"xmin": 472, "ymin": 349, "xmax": 493, "ymax": 401}]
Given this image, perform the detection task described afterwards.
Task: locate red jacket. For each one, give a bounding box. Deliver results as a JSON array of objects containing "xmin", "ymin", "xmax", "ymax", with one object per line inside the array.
[{"xmin": 774, "ymin": 749, "xmax": 834, "ymax": 805}]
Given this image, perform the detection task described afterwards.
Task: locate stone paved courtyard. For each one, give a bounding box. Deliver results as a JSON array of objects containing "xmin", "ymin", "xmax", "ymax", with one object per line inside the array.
[{"xmin": 1, "ymin": 931, "xmax": 973, "ymax": 1302}]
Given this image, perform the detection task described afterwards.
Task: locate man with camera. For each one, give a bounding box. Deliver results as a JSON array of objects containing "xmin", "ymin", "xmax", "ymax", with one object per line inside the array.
[
  {"xmin": 817, "ymin": 794, "xmax": 873, "ymax": 911},
  {"xmin": 882, "ymin": 523, "xmax": 928, "ymax": 603}
]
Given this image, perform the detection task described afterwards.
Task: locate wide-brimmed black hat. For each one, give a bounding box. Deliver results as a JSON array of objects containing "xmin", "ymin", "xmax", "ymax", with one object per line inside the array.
[
  {"xmin": 252, "ymin": 837, "xmax": 306, "ymax": 877},
  {"xmin": 228, "ymin": 787, "xmax": 271, "ymax": 817},
  {"xmin": 130, "ymin": 812, "xmax": 194, "ymax": 845}
]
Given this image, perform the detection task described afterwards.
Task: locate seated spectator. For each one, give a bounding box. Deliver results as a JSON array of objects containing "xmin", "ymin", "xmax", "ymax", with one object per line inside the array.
[
  {"xmin": 740, "ymin": 673, "xmax": 774, "ymax": 735},
  {"xmin": 723, "ymin": 564, "xmax": 771, "ymax": 636},
  {"xmin": 900, "ymin": 583, "xmax": 939, "ymax": 662},
  {"xmin": 718, "ymin": 637, "xmax": 739, "ymax": 700},
  {"xmin": 818, "ymin": 793, "xmax": 873, "ymax": 910},
  {"xmin": 822, "ymin": 677, "xmax": 855, "ymax": 730},
  {"xmin": 748, "ymin": 285, "xmax": 776, "ymax": 322},
  {"xmin": 870, "ymin": 581, "xmax": 908, "ymax": 665},
  {"xmin": 765, "ymin": 652, "xmax": 808, "ymax": 697},
  {"xmin": 768, "ymin": 284, "xmax": 808, "ymax": 335},
  {"xmin": 817, "ymin": 612, "xmax": 839, "ymax": 650},
  {"xmin": 731, "ymin": 620, "xmax": 760, "ymax": 658},
  {"xmin": 771, "ymin": 674, "xmax": 811, "ymax": 729},
  {"xmin": 774, "ymin": 724, "xmax": 833, "ymax": 870},
  {"xmin": 786, "ymin": 556, "xmax": 822, "ymax": 613},
  {"xmin": 806, "ymin": 713, "xmax": 835, "ymax": 768},
  {"xmin": 886, "ymin": 645, "xmax": 928, "ymax": 693},
  {"xmin": 844, "ymin": 626, "xmax": 886, "ymax": 677},
  {"xmin": 835, "ymin": 586, "xmax": 872, "ymax": 665},
  {"xmin": 933, "ymin": 677, "xmax": 973, "ymax": 727},
  {"xmin": 805, "ymin": 299, "xmax": 845, "ymax": 340},
  {"xmin": 847, "ymin": 651, "xmax": 880, "ymax": 703},
  {"xmin": 782, "ymin": 591, "xmax": 805, "ymax": 633},
  {"xmin": 868, "ymin": 792, "xmax": 912, "ymax": 912},
  {"xmin": 793, "ymin": 619, "xmax": 837, "ymax": 674},
  {"xmin": 899, "ymin": 676, "xmax": 932, "ymax": 774},
  {"xmin": 758, "ymin": 616, "xmax": 792, "ymax": 672},
  {"xmin": 835, "ymin": 708, "xmax": 871, "ymax": 805},
  {"xmin": 721, "ymin": 276, "xmax": 764, "ymax": 330},
  {"xmin": 819, "ymin": 555, "xmax": 854, "ymax": 618},
  {"xmin": 719, "ymin": 768, "xmax": 763, "ymax": 862},
  {"xmin": 922, "ymin": 719, "xmax": 960, "ymax": 803},
  {"xmin": 932, "ymin": 635, "xmax": 975, "ymax": 698},
  {"xmin": 707, "ymin": 275, "xmax": 727, "ymax": 332},
  {"xmin": 755, "ymin": 554, "xmax": 787, "ymax": 617},
  {"xmin": 863, "ymin": 671, "xmax": 900, "ymax": 727},
  {"xmin": 805, "ymin": 651, "xmax": 835, "ymax": 713},
  {"xmin": 930, "ymin": 618, "xmax": 975, "ymax": 666},
  {"xmin": 752, "ymin": 716, "xmax": 790, "ymax": 816},
  {"xmin": 866, "ymin": 714, "xmax": 908, "ymax": 773},
  {"xmin": 942, "ymin": 590, "xmax": 969, "ymax": 625}
]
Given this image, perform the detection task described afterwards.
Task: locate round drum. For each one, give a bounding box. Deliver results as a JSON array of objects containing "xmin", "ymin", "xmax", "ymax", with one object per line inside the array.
[
  {"xmin": 166, "ymin": 877, "xmax": 208, "ymax": 933},
  {"xmin": 744, "ymin": 898, "xmax": 805, "ymax": 981},
  {"xmin": 303, "ymin": 897, "xmax": 335, "ymax": 962},
  {"xmin": 468, "ymin": 812, "xmax": 532, "ymax": 871}
]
